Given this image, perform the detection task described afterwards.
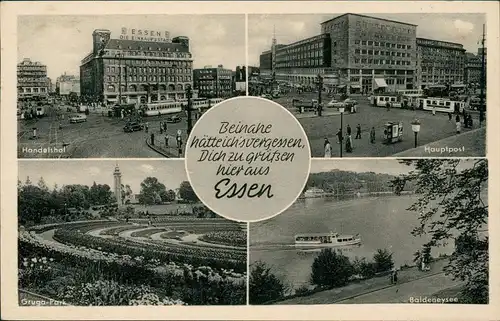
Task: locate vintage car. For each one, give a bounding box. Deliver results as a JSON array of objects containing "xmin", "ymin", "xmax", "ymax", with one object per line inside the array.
[{"xmin": 69, "ymin": 114, "xmax": 87, "ymax": 123}]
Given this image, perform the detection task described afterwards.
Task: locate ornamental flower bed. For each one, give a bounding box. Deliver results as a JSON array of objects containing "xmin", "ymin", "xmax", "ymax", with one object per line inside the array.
[
  {"xmin": 199, "ymin": 231, "xmax": 247, "ymax": 247},
  {"xmin": 19, "ymin": 230, "xmax": 246, "ymax": 305}
]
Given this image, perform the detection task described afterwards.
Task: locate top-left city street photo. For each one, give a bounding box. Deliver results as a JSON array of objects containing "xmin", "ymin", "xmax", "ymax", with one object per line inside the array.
[{"xmin": 17, "ymin": 15, "xmax": 246, "ymax": 159}]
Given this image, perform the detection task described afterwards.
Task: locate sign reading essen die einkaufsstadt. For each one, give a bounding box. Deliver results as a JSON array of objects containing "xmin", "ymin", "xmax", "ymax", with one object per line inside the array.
[{"xmin": 119, "ymin": 27, "xmax": 171, "ymax": 43}]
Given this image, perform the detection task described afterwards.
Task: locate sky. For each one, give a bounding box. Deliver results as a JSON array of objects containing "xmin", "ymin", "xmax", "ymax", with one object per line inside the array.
[
  {"xmin": 18, "ymin": 15, "xmax": 246, "ymax": 81},
  {"xmin": 18, "ymin": 160, "xmax": 187, "ymax": 194},
  {"xmin": 248, "ymin": 13, "xmax": 486, "ymax": 66}
]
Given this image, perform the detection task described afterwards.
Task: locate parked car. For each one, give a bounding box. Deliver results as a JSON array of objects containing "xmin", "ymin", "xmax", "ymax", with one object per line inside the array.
[
  {"xmin": 123, "ymin": 121, "xmax": 143, "ymax": 132},
  {"xmin": 166, "ymin": 115, "xmax": 182, "ymax": 123},
  {"xmin": 69, "ymin": 114, "xmax": 87, "ymax": 123},
  {"xmin": 327, "ymin": 99, "xmax": 345, "ymax": 108}
]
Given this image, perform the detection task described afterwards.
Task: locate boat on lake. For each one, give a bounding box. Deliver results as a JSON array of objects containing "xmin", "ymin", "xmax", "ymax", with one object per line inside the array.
[
  {"xmin": 303, "ymin": 187, "xmax": 332, "ymax": 198},
  {"xmin": 294, "ymin": 232, "xmax": 361, "ymax": 247}
]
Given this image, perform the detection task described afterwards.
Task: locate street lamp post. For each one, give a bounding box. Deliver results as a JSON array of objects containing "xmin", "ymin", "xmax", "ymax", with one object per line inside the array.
[
  {"xmin": 338, "ymin": 106, "xmax": 345, "ymax": 158},
  {"xmin": 115, "ymin": 53, "xmax": 124, "ymax": 105},
  {"xmin": 172, "ymin": 63, "xmax": 177, "ymax": 101},
  {"xmin": 411, "ymin": 119, "xmax": 421, "ymax": 148},
  {"xmin": 317, "ymin": 74, "xmax": 323, "ymax": 117},
  {"xmin": 186, "ymin": 84, "xmax": 193, "ymax": 135}
]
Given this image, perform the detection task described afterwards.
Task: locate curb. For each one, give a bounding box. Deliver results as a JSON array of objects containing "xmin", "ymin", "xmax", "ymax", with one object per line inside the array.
[
  {"xmin": 392, "ymin": 126, "xmax": 486, "ymax": 157},
  {"xmin": 145, "ymin": 138, "xmax": 174, "ymax": 158}
]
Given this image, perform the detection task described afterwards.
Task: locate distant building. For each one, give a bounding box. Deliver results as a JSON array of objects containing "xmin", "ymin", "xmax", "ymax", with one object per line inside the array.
[
  {"xmin": 193, "ymin": 65, "xmax": 233, "ymax": 98},
  {"xmin": 247, "ymin": 66, "xmax": 260, "ymax": 81},
  {"xmin": 80, "ymin": 28, "xmax": 193, "ymax": 105},
  {"xmin": 56, "ymin": 73, "xmax": 81, "ymax": 97},
  {"xmin": 415, "ymin": 37, "xmax": 466, "ymax": 89},
  {"xmin": 17, "ymin": 58, "xmax": 49, "ymax": 99},
  {"xmin": 464, "ymin": 52, "xmax": 482, "ymax": 85},
  {"xmin": 234, "ymin": 66, "xmax": 246, "ymax": 92}
]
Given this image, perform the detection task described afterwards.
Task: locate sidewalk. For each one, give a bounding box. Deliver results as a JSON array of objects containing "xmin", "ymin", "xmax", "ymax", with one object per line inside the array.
[
  {"xmin": 277, "ymin": 259, "xmax": 450, "ymax": 305},
  {"xmin": 393, "ymin": 126, "xmax": 486, "ymax": 157}
]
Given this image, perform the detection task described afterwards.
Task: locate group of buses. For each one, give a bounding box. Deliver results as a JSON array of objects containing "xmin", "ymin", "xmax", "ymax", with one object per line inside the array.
[
  {"xmin": 139, "ymin": 97, "xmax": 224, "ymax": 117},
  {"xmin": 370, "ymin": 89, "xmax": 469, "ymax": 114}
]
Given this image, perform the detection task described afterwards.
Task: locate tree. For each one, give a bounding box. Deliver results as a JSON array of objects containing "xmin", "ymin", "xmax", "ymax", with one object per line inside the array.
[
  {"xmin": 162, "ymin": 189, "xmax": 176, "ymax": 202},
  {"xmin": 138, "ymin": 177, "xmax": 167, "ymax": 205},
  {"xmin": 249, "ymin": 261, "xmax": 286, "ymax": 304},
  {"xmin": 178, "ymin": 181, "xmax": 199, "ymax": 202},
  {"xmin": 373, "ymin": 249, "xmax": 394, "ymax": 273},
  {"xmin": 391, "ymin": 159, "xmax": 488, "ymax": 304},
  {"xmin": 310, "ymin": 249, "xmax": 354, "ymax": 288}
]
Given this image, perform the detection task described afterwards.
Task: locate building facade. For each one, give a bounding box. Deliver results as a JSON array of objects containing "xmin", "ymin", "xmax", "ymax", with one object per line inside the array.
[
  {"xmin": 321, "ymin": 14, "xmax": 417, "ymax": 94},
  {"xmin": 56, "ymin": 73, "xmax": 81, "ymax": 96},
  {"xmin": 17, "ymin": 58, "xmax": 49, "ymax": 99},
  {"xmin": 415, "ymin": 37, "xmax": 465, "ymax": 89},
  {"xmin": 80, "ymin": 29, "xmax": 193, "ymax": 105},
  {"xmin": 193, "ymin": 65, "xmax": 233, "ymax": 98},
  {"xmin": 258, "ymin": 13, "xmax": 417, "ymax": 94},
  {"xmin": 464, "ymin": 52, "xmax": 482, "ymax": 85}
]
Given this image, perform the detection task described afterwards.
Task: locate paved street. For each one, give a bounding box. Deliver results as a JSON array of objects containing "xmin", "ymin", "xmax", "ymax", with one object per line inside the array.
[
  {"xmin": 17, "ymin": 103, "xmax": 191, "ymax": 158},
  {"xmin": 263, "ymin": 92, "xmax": 485, "ymax": 157}
]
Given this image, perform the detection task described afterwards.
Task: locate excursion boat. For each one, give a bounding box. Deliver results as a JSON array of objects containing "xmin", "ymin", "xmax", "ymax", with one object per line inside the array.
[{"xmin": 294, "ymin": 232, "xmax": 361, "ymax": 247}]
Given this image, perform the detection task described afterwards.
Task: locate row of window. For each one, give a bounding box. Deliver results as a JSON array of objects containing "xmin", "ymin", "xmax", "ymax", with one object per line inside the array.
[
  {"xmin": 277, "ymin": 60, "xmax": 326, "ymax": 68},
  {"xmin": 105, "ymin": 50, "xmax": 191, "ymax": 59},
  {"xmin": 106, "ymin": 75, "xmax": 192, "ymax": 83},
  {"xmin": 198, "ymin": 87, "xmax": 232, "ymax": 91},
  {"xmin": 106, "ymin": 66, "xmax": 191, "ymax": 75},
  {"xmin": 18, "ymin": 78, "xmax": 49, "ymax": 83},
  {"xmin": 421, "ymin": 76, "xmax": 464, "ymax": 81},
  {"xmin": 349, "ymin": 69, "xmax": 413, "ymax": 75},
  {"xmin": 349, "ymin": 76, "xmax": 413, "ymax": 83},
  {"xmin": 278, "ymin": 41, "xmax": 324, "ymax": 54},
  {"xmin": 353, "ymin": 40, "xmax": 412, "ymax": 50},
  {"xmin": 105, "ymin": 84, "xmax": 186, "ymax": 93},
  {"xmin": 104, "ymin": 59, "xmax": 191, "ymax": 68},
  {"xmin": 354, "ymin": 49, "xmax": 412, "ymax": 58},
  {"xmin": 354, "ymin": 58, "xmax": 412, "ymax": 66},
  {"xmin": 18, "ymin": 87, "xmax": 47, "ymax": 93},
  {"xmin": 17, "ymin": 67, "xmax": 47, "ymax": 72}
]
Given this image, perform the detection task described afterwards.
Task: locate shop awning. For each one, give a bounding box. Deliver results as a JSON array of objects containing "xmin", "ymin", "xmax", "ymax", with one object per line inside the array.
[
  {"xmin": 337, "ymin": 85, "xmax": 346, "ymax": 89},
  {"xmin": 350, "ymin": 85, "xmax": 361, "ymax": 89},
  {"xmin": 374, "ymin": 78, "xmax": 388, "ymax": 88},
  {"xmin": 451, "ymin": 84, "xmax": 466, "ymax": 88}
]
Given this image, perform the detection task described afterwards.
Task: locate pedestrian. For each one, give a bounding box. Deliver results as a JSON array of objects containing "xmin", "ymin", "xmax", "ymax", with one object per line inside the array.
[
  {"xmin": 432, "ymin": 106, "xmax": 436, "ymax": 116},
  {"xmin": 159, "ymin": 121, "xmax": 163, "ymax": 134},
  {"xmin": 469, "ymin": 114, "xmax": 473, "ymax": 128},
  {"xmin": 448, "ymin": 112, "xmax": 452, "ymax": 122},
  {"xmin": 370, "ymin": 127, "xmax": 376, "ymax": 144},
  {"xmin": 347, "ymin": 124, "xmax": 352, "ymax": 136},
  {"xmin": 386, "ymin": 101, "xmax": 390, "ymax": 111},
  {"xmin": 336, "ymin": 129, "xmax": 343, "ymax": 144},
  {"xmin": 151, "ymin": 133, "xmax": 155, "ymax": 146},
  {"xmin": 145, "ymin": 122, "xmax": 149, "ymax": 133},
  {"xmin": 355, "ymin": 124, "xmax": 361, "ymax": 139},
  {"xmin": 163, "ymin": 122, "xmax": 167, "ymax": 132},
  {"xmin": 324, "ymin": 138, "xmax": 332, "ymax": 158},
  {"xmin": 456, "ymin": 116, "xmax": 461, "ymax": 134},
  {"xmin": 345, "ymin": 134, "xmax": 353, "ymax": 153},
  {"xmin": 164, "ymin": 135, "xmax": 169, "ymax": 147}
]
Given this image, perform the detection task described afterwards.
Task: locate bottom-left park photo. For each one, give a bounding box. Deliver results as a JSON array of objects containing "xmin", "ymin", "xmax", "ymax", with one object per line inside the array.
[{"xmin": 17, "ymin": 159, "xmax": 247, "ymax": 306}]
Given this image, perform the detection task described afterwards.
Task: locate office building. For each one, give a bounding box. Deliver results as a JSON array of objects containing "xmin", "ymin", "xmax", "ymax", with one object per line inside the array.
[
  {"xmin": 17, "ymin": 58, "xmax": 49, "ymax": 99},
  {"xmin": 80, "ymin": 28, "xmax": 193, "ymax": 105},
  {"xmin": 415, "ymin": 37, "xmax": 466, "ymax": 89},
  {"xmin": 193, "ymin": 65, "xmax": 233, "ymax": 98}
]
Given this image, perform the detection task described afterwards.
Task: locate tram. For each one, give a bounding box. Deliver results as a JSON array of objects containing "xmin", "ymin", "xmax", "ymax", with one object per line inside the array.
[
  {"xmin": 142, "ymin": 100, "xmax": 183, "ymax": 116},
  {"xmin": 418, "ymin": 97, "xmax": 465, "ymax": 113}
]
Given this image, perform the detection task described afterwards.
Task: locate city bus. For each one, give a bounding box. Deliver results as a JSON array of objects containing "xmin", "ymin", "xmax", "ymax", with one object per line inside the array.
[
  {"xmin": 142, "ymin": 100, "xmax": 183, "ymax": 116},
  {"xmin": 418, "ymin": 98, "xmax": 465, "ymax": 114}
]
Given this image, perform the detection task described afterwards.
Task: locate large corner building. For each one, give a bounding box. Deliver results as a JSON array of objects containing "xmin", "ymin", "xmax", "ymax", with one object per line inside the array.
[
  {"xmin": 193, "ymin": 65, "xmax": 233, "ymax": 98},
  {"xmin": 17, "ymin": 58, "xmax": 50, "ymax": 99},
  {"xmin": 80, "ymin": 28, "xmax": 193, "ymax": 105},
  {"xmin": 259, "ymin": 13, "xmax": 469, "ymax": 94}
]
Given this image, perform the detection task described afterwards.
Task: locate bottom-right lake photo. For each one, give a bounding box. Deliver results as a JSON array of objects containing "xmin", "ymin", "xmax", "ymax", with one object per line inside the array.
[{"xmin": 249, "ymin": 158, "xmax": 488, "ymax": 305}]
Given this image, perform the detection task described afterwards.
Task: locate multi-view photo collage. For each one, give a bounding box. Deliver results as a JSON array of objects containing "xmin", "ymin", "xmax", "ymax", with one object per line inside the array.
[{"xmin": 14, "ymin": 10, "xmax": 489, "ymax": 308}]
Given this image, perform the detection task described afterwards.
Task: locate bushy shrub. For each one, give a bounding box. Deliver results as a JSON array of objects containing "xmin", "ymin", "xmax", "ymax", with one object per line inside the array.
[
  {"xmin": 310, "ymin": 249, "xmax": 353, "ymax": 288},
  {"xmin": 249, "ymin": 261, "xmax": 286, "ymax": 304}
]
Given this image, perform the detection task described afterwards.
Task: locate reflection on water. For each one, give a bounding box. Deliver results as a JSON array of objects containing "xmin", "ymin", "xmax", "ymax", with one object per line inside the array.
[{"xmin": 250, "ymin": 195, "xmax": 454, "ymax": 289}]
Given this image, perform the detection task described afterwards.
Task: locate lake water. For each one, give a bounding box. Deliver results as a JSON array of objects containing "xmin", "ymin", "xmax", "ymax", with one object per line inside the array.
[{"xmin": 250, "ymin": 195, "xmax": 455, "ymax": 289}]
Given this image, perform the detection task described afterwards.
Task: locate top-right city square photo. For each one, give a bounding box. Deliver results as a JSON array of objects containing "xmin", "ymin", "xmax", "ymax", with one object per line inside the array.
[{"xmin": 248, "ymin": 13, "xmax": 487, "ymax": 158}]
